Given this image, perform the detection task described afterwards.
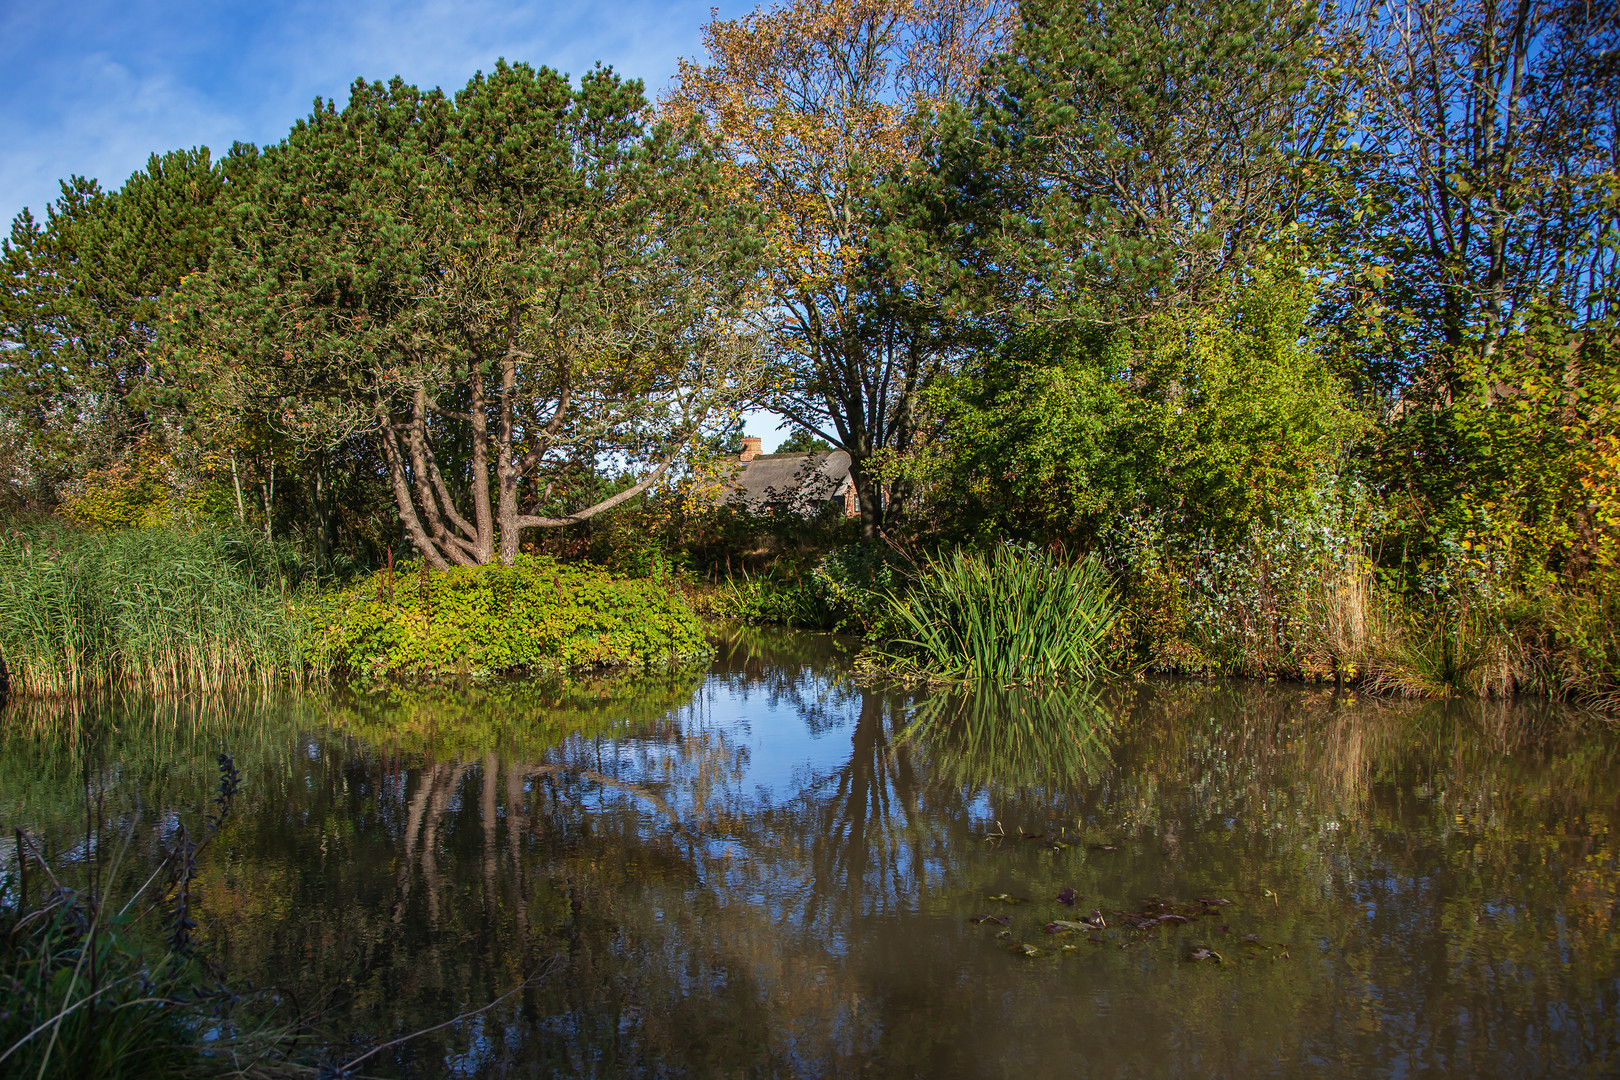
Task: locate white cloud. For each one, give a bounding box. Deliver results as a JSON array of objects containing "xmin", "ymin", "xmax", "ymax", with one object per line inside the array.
[{"xmin": 0, "ymin": 53, "xmax": 243, "ymax": 218}]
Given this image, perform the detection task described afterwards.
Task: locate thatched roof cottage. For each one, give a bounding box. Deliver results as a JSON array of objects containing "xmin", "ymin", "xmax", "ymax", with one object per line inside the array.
[{"xmin": 714, "ymin": 437, "xmax": 858, "ymax": 517}]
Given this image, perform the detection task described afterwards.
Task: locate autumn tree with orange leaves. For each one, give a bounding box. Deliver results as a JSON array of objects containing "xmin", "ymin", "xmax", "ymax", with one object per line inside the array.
[{"xmin": 668, "ymin": 0, "xmax": 1012, "ymax": 539}]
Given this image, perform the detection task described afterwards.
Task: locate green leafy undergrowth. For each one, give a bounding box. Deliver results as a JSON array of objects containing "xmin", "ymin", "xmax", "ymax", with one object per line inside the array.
[
  {"xmin": 704, "ymin": 545, "xmax": 900, "ymax": 635},
  {"xmin": 315, "ymin": 555, "xmax": 711, "ymax": 679}
]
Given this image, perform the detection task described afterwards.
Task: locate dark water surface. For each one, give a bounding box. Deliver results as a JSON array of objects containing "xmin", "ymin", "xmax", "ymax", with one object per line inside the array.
[{"xmin": 2, "ymin": 626, "xmax": 1618, "ymax": 1078}]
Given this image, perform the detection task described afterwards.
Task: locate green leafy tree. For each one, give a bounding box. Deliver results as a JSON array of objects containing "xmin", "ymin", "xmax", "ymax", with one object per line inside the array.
[
  {"xmin": 182, "ymin": 63, "xmax": 765, "ymax": 568},
  {"xmin": 668, "ymin": 0, "xmax": 1014, "ymax": 539},
  {"xmin": 1310, "ymin": 0, "xmax": 1618, "ymax": 402},
  {"xmin": 776, "ymin": 428, "xmax": 835, "ymax": 454},
  {"xmin": 0, "ymin": 148, "xmax": 244, "ymax": 499},
  {"xmin": 910, "ymin": 0, "xmax": 1329, "ymax": 323},
  {"xmin": 882, "ymin": 0, "xmax": 1356, "ymax": 555}
]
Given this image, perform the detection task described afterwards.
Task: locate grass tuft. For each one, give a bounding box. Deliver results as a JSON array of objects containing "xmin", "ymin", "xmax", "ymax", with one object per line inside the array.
[{"xmin": 876, "ymin": 545, "xmax": 1118, "ymax": 682}]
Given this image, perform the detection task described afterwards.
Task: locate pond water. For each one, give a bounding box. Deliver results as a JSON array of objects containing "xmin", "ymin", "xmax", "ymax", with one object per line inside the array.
[{"xmin": 2, "ymin": 626, "xmax": 1618, "ymax": 1078}]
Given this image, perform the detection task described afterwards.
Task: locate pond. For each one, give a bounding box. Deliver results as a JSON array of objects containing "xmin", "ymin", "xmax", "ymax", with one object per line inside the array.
[{"xmin": 2, "ymin": 626, "xmax": 1617, "ymax": 1078}]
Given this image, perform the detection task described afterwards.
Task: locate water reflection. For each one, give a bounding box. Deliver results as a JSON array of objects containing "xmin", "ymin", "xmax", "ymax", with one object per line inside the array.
[
  {"xmin": 900, "ymin": 682, "xmax": 1117, "ymax": 799},
  {"xmin": 0, "ymin": 643, "xmax": 1616, "ymax": 1078}
]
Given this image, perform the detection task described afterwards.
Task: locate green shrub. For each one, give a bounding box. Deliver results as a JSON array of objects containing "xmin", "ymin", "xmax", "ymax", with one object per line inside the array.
[
  {"xmin": 315, "ymin": 555, "xmax": 710, "ymax": 679},
  {"xmin": 1103, "ymin": 476, "xmax": 1386, "ymax": 679},
  {"xmin": 711, "ymin": 572, "xmax": 831, "ymax": 627},
  {"xmin": 811, "ymin": 545, "xmax": 899, "ymax": 636},
  {"xmin": 706, "ymin": 545, "xmax": 899, "ymax": 635},
  {"xmin": 876, "ymin": 545, "xmax": 1118, "ymax": 682}
]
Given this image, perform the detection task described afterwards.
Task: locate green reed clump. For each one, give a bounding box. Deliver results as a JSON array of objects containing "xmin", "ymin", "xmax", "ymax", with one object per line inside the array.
[
  {"xmin": 877, "ymin": 545, "xmax": 1118, "ymax": 682},
  {"xmin": 0, "ymin": 525, "xmax": 319, "ymax": 697}
]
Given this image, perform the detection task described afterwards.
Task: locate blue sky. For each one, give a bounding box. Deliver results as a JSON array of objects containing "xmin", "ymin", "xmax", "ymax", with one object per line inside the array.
[{"xmin": 0, "ymin": 0, "xmax": 797, "ymax": 446}]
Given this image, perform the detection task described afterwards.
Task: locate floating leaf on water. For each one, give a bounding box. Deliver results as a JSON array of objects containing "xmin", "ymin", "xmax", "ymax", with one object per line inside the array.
[
  {"xmin": 984, "ymin": 893, "xmax": 1027, "ymax": 904},
  {"xmin": 1197, "ymin": 897, "xmax": 1233, "ymax": 907},
  {"xmin": 995, "ymin": 929, "xmax": 1013, "ymax": 939},
  {"xmin": 1156, "ymin": 914, "xmax": 1192, "ymax": 925},
  {"xmin": 1045, "ymin": 920, "xmax": 1091, "ymax": 934},
  {"xmin": 1187, "ymin": 947, "xmax": 1223, "ymax": 963},
  {"xmin": 970, "ymin": 913, "xmax": 1011, "ymax": 925},
  {"xmin": 1240, "ymin": 933, "xmax": 1265, "ymax": 946},
  {"xmin": 1082, "ymin": 909, "xmax": 1107, "ymax": 929},
  {"xmin": 1055, "ymin": 887, "xmax": 1078, "ymax": 907},
  {"xmin": 1012, "ymin": 943, "xmax": 1044, "ymax": 958},
  {"xmin": 1049, "ymin": 840, "xmax": 1071, "ymax": 850}
]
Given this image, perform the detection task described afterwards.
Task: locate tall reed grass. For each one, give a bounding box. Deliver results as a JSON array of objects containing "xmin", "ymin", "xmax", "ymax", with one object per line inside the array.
[
  {"xmin": 0, "ymin": 525, "xmax": 319, "ymax": 697},
  {"xmin": 879, "ymin": 545, "xmax": 1117, "ymax": 682}
]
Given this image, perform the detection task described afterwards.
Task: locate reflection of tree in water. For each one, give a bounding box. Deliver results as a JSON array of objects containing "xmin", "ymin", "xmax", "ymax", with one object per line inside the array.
[
  {"xmin": 6, "ymin": 654, "xmax": 1618, "ymax": 1077},
  {"xmin": 802, "ymin": 689, "xmax": 923, "ymax": 921},
  {"xmin": 784, "ymin": 680, "xmax": 1118, "ymax": 928},
  {"xmin": 706, "ymin": 622, "xmax": 861, "ymax": 734}
]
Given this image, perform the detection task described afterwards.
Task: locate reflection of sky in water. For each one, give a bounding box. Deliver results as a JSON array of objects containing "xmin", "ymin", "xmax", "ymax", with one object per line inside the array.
[
  {"xmin": 3, "ymin": 643, "xmax": 1618, "ymax": 1079},
  {"xmin": 694, "ymin": 671, "xmax": 861, "ymax": 801}
]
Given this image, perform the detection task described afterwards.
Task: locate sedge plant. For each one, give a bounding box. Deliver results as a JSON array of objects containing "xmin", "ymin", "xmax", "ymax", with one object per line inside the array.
[{"xmin": 876, "ymin": 545, "xmax": 1118, "ymax": 682}]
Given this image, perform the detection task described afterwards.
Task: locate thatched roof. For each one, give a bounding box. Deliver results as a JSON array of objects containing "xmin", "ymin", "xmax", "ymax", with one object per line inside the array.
[{"xmin": 717, "ymin": 450, "xmax": 852, "ymax": 512}]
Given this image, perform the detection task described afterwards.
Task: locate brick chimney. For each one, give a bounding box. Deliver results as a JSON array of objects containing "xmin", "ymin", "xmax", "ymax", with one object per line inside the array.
[{"xmin": 739, "ymin": 436, "xmax": 763, "ymax": 463}]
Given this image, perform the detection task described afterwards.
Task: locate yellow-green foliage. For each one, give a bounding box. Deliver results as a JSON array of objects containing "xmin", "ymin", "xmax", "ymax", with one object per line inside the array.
[{"xmin": 316, "ymin": 555, "xmax": 710, "ymax": 679}]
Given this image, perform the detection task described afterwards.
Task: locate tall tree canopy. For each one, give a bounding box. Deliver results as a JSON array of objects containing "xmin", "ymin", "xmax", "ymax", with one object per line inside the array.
[
  {"xmin": 180, "ymin": 62, "xmax": 765, "ymax": 567},
  {"xmin": 668, "ymin": 0, "xmax": 1014, "ymax": 538},
  {"xmin": 1, "ymin": 147, "xmax": 244, "ymax": 483},
  {"xmin": 914, "ymin": 0, "xmax": 1330, "ymax": 322},
  {"xmin": 1312, "ymin": 0, "xmax": 1619, "ymax": 401}
]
